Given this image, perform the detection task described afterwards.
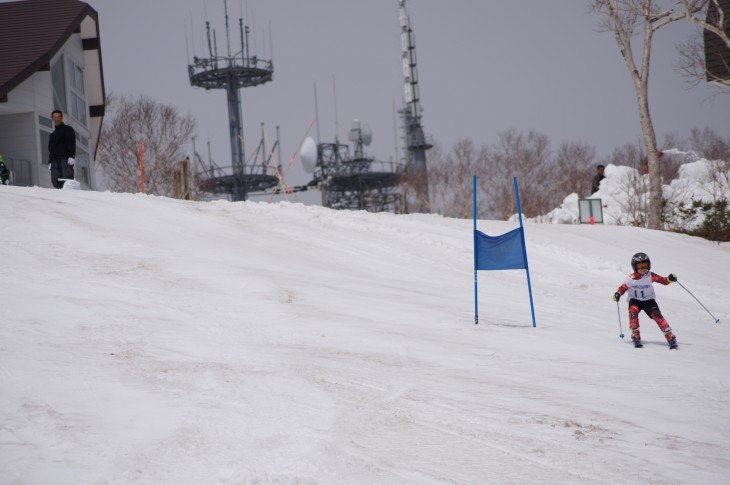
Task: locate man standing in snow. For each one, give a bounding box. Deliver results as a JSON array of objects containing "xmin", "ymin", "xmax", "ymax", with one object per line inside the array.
[
  {"xmin": 613, "ymin": 252, "xmax": 678, "ymax": 349},
  {"xmin": 48, "ymin": 110, "xmax": 76, "ymax": 189},
  {"xmin": 590, "ymin": 164, "xmax": 605, "ymax": 195}
]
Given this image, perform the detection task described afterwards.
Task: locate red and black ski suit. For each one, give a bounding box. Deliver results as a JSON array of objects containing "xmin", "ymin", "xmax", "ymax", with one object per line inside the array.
[{"xmin": 616, "ymin": 271, "xmax": 676, "ymax": 344}]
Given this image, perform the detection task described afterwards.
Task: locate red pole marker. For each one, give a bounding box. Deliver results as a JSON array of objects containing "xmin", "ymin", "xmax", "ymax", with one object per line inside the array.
[{"xmin": 139, "ymin": 142, "xmax": 145, "ymax": 193}]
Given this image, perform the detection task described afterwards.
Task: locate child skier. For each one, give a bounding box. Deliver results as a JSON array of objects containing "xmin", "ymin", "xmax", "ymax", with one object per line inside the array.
[{"xmin": 613, "ymin": 252, "xmax": 678, "ymax": 349}]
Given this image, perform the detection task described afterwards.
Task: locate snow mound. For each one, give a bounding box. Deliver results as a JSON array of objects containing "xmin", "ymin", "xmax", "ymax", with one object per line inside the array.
[{"xmin": 537, "ymin": 153, "xmax": 729, "ymax": 228}]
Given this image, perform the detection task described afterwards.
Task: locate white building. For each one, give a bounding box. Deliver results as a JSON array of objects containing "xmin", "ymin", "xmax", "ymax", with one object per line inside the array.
[{"xmin": 0, "ymin": 0, "xmax": 105, "ymax": 189}]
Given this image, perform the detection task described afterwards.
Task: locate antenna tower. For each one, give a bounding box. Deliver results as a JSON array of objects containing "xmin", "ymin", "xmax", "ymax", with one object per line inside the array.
[
  {"xmin": 399, "ymin": 0, "xmax": 432, "ymax": 213},
  {"xmin": 300, "ymin": 119, "xmax": 404, "ymax": 213},
  {"xmin": 188, "ymin": 0, "xmax": 277, "ymax": 201}
]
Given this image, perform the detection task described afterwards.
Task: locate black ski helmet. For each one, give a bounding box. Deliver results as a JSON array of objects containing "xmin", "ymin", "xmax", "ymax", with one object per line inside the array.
[{"xmin": 631, "ymin": 252, "xmax": 651, "ymax": 271}]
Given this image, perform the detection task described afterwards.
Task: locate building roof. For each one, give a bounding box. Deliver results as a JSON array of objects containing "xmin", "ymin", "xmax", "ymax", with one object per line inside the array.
[
  {"xmin": 704, "ymin": 0, "xmax": 730, "ymax": 86},
  {"xmin": 0, "ymin": 0, "xmax": 106, "ymax": 156}
]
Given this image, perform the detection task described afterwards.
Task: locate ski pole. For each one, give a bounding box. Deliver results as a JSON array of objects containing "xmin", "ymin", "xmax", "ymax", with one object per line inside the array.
[
  {"xmin": 616, "ymin": 300, "xmax": 625, "ymax": 338},
  {"xmin": 676, "ymin": 280, "xmax": 720, "ymax": 324}
]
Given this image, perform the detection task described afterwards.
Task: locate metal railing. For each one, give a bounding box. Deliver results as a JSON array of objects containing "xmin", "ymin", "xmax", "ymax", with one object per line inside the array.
[{"xmin": 2, "ymin": 158, "xmax": 32, "ymax": 186}]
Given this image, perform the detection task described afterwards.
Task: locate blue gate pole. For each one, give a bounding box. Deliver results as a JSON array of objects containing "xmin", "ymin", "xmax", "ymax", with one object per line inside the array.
[
  {"xmin": 473, "ymin": 176, "xmax": 479, "ymax": 325},
  {"xmin": 513, "ymin": 177, "xmax": 537, "ymax": 328}
]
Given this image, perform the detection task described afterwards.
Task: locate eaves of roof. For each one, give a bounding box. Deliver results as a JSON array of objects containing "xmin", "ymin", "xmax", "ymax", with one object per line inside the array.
[{"xmin": 0, "ymin": 0, "xmax": 101, "ymax": 100}]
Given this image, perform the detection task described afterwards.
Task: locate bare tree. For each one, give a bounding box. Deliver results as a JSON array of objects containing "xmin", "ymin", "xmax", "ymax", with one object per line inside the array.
[
  {"xmin": 554, "ymin": 141, "xmax": 597, "ymax": 198},
  {"xmin": 604, "ymin": 138, "xmax": 681, "ymax": 226},
  {"xmin": 401, "ymin": 142, "xmax": 440, "ymax": 214},
  {"xmin": 689, "ymin": 127, "xmax": 730, "ymax": 200},
  {"xmin": 485, "ymin": 129, "xmax": 555, "ymax": 219},
  {"xmin": 676, "ymin": 30, "xmax": 711, "ymax": 86},
  {"xmin": 425, "ymin": 132, "xmax": 597, "ymax": 221},
  {"xmin": 676, "ymin": 1, "xmax": 730, "ymax": 88},
  {"xmin": 658, "ymin": 138, "xmax": 683, "ymax": 182},
  {"xmin": 679, "ymin": 0, "xmax": 730, "ymax": 50},
  {"xmin": 607, "ymin": 140, "xmax": 646, "ymax": 171},
  {"xmin": 96, "ymin": 94, "xmax": 196, "ymax": 196},
  {"xmin": 689, "ymin": 126, "xmax": 730, "ymax": 160},
  {"xmin": 425, "ymin": 140, "xmax": 491, "ymax": 219},
  {"xmin": 590, "ymin": 0, "xmax": 686, "ymax": 230}
]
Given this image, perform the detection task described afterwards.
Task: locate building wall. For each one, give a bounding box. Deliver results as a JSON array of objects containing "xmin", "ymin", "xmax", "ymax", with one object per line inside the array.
[
  {"xmin": 704, "ymin": 0, "xmax": 730, "ymax": 86},
  {"xmin": 0, "ymin": 112, "xmax": 38, "ymax": 186},
  {"xmin": 0, "ymin": 113, "xmax": 35, "ymax": 159},
  {"xmin": 0, "ymin": 33, "xmax": 95, "ymax": 188}
]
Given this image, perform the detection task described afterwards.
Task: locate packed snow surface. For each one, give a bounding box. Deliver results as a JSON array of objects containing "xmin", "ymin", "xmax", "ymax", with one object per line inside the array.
[{"xmin": 1, "ymin": 185, "xmax": 729, "ymax": 484}]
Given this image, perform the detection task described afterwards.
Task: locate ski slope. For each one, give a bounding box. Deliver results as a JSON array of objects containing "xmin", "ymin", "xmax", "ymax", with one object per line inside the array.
[{"xmin": 1, "ymin": 185, "xmax": 729, "ymax": 484}]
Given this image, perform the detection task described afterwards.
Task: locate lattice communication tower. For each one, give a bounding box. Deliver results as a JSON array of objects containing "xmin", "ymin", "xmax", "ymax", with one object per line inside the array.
[
  {"xmin": 300, "ymin": 120, "xmax": 404, "ymax": 213},
  {"xmin": 399, "ymin": 0, "xmax": 432, "ymax": 213},
  {"xmin": 188, "ymin": 0, "xmax": 277, "ymax": 201}
]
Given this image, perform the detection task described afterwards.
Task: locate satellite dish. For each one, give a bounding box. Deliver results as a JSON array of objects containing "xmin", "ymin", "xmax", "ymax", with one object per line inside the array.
[
  {"xmin": 299, "ymin": 137, "xmax": 317, "ymax": 173},
  {"xmin": 361, "ymin": 123, "xmax": 372, "ymax": 146},
  {"xmin": 348, "ymin": 119, "xmax": 373, "ymax": 146},
  {"xmin": 348, "ymin": 119, "xmax": 361, "ymax": 144}
]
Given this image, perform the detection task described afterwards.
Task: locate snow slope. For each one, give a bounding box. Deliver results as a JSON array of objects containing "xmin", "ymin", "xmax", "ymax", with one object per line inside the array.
[{"xmin": 1, "ymin": 185, "xmax": 729, "ymax": 484}]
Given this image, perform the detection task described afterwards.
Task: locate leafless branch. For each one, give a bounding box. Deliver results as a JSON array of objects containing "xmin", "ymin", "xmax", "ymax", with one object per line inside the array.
[{"xmin": 96, "ymin": 94, "xmax": 197, "ymax": 196}]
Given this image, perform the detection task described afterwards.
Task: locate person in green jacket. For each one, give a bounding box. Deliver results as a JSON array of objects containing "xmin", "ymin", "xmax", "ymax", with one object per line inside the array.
[{"xmin": 0, "ymin": 155, "xmax": 10, "ymax": 185}]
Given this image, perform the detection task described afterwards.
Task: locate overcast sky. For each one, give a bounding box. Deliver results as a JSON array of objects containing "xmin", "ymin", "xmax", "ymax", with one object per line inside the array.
[{"xmin": 79, "ymin": 0, "xmax": 728, "ymax": 199}]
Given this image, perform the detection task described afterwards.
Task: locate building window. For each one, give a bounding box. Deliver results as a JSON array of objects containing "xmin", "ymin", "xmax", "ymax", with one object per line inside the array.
[
  {"xmin": 67, "ymin": 58, "xmax": 88, "ymax": 126},
  {"xmin": 76, "ymin": 143, "xmax": 90, "ymax": 185},
  {"xmin": 51, "ymin": 57, "xmax": 67, "ymax": 113},
  {"xmin": 39, "ymin": 115, "xmax": 53, "ymax": 129},
  {"xmin": 40, "ymin": 129, "xmax": 50, "ymax": 163}
]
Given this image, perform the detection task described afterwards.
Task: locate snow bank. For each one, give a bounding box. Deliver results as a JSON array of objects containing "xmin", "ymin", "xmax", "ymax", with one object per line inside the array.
[{"xmin": 537, "ymin": 152, "xmax": 729, "ymax": 228}]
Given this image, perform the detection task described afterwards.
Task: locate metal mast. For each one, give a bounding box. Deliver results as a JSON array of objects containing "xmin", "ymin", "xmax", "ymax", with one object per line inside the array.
[
  {"xmin": 399, "ymin": 0, "xmax": 431, "ymax": 213},
  {"xmin": 309, "ymin": 119, "xmax": 403, "ymax": 213},
  {"xmin": 188, "ymin": 0, "xmax": 276, "ymax": 201}
]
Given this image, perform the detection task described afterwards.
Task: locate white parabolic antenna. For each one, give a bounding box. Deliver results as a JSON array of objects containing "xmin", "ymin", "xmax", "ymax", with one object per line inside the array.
[
  {"xmin": 348, "ymin": 119, "xmax": 372, "ymax": 146},
  {"xmin": 299, "ymin": 136, "xmax": 317, "ymax": 173},
  {"xmin": 361, "ymin": 123, "xmax": 372, "ymax": 146}
]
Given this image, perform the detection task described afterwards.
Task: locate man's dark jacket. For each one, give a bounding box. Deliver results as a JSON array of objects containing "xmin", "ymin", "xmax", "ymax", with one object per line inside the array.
[
  {"xmin": 48, "ymin": 123, "xmax": 76, "ymax": 160},
  {"xmin": 591, "ymin": 173, "xmax": 605, "ymax": 194}
]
